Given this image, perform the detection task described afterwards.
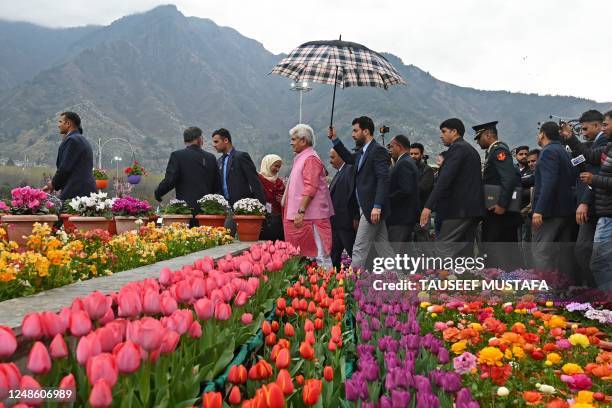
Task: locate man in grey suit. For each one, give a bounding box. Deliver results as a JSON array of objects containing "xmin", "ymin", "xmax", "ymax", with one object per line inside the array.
[{"xmin": 328, "ymin": 116, "xmax": 395, "ymax": 272}]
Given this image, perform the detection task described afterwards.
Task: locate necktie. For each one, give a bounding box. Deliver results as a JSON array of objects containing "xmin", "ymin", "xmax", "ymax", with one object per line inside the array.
[{"xmin": 357, "ymin": 149, "xmax": 365, "ymax": 170}]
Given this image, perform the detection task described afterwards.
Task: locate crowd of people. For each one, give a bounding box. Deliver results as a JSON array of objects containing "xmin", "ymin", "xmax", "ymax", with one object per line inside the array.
[{"xmin": 46, "ymin": 110, "xmax": 612, "ymax": 291}]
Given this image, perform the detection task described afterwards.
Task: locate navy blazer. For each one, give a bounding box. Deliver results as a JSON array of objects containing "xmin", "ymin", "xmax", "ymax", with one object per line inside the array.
[
  {"xmin": 330, "ymin": 164, "xmax": 358, "ymax": 230},
  {"xmin": 52, "ymin": 131, "xmax": 96, "ymax": 200},
  {"xmin": 532, "ymin": 141, "xmax": 576, "ymax": 217},
  {"xmin": 425, "ymin": 138, "xmax": 485, "ymax": 220},
  {"xmin": 218, "ymin": 149, "xmax": 265, "ymax": 206},
  {"xmin": 387, "ymin": 154, "xmax": 420, "ymax": 226},
  {"xmin": 155, "ymin": 145, "xmax": 220, "ymax": 211},
  {"xmin": 332, "ymin": 138, "xmax": 391, "ymax": 222}
]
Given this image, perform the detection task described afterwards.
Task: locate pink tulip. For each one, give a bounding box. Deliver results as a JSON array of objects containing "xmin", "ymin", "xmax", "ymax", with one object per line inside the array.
[
  {"xmin": 58, "ymin": 307, "xmax": 72, "ymax": 330},
  {"xmin": 49, "ymin": 334, "xmax": 69, "ymax": 359},
  {"xmin": 117, "ymin": 288, "xmax": 142, "ymax": 318},
  {"xmin": 221, "ymin": 285, "xmax": 234, "ymax": 302},
  {"xmin": 210, "ymin": 289, "xmax": 224, "ymax": 305},
  {"xmin": 21, "ymin": 313, "xmax": 43, "ymax": 339},
  {"xmin": 188, "ymin": 321, "xmax": 202, "ymax": 339},
  {"xmin": 0, "ymin": 363, "xmax": 21, "ymax": 392},
  {"xmin": 143, "ymin": 289, "xmax": 161, "ymax": 315},
  {"xmin": 0, "ymin": 326, "xmax": 17, "ymax": 358},
  {"xmin": 239, "ymin": 261, "xmax": 252, "ymax": 275},
  {"xmin": 70, "ymin": 310, "xmax": 92, "ymax": 337},
  {"xmin": 26, "ymin": 341, "xmax": 52, "ymax": 375},
  {"xmin": 191, "ymin": 278, "xmax": 206, "ymax": 299},
  {"xmin": 89, "ymin": 379, "xmax": 113, "ymax": 408},
  {"xmin": 98, "ymin": 307, "xmax": 115, "ymax": 325},
  {"xmin": 175, "ymin": 280, "xmax": 193, "ymax": 303},
  {"xmin": 41, "ymin": 311, "xmax": 65, "ymax": 338},
  {"xmin": 241, "ymin": 313, "xmax": 253, "ymax": 325},
  {"xmin": 214, "ymin": 303, "xmax": 231, "ymax": 321},
  {"xmin": 160, "ymin": 331, "xmax": 180, "ymax": 355},
  {"xmin": 159, "ymin": 268, "xmax": 173, "ymax": 286},
  {"xmin": 19, "ymin": 375, "xmax": 42, "ymax": 406},
  {"xmin": 86, "ymin": 353, "xmax": 118, "ymax": 388},
  {"xmin": 83, "ymin": 291, "xmax": 109, "ymax": 320},
  {"xmin": 76, "ymin": 333, "xmax": 102, "ymax": 365},
  {"xmin": 114, "ymin": 341, "xmax": 141, "ymax": 374},
  {"xmin": 171, "ymin": 310, "xmax": 194, "ymax": 335},
  {"xmin": 160, "ymin": 293, "xmax": 178, "ymax": 316},
  {"xmin": 194, "ymin": 298, "xmax": 214, "ymax": 321},
  {"xmin": 97, "ymin": 325, "xmax": 123, "ymax": 353},
  {"xmin": 71, "ymin": 298, "xmax": 85, "ymax": 313},
  {"xmin": 58, "ymin": 373, "xmax": 76, "ymax": 401},
  {"xmin": 138, "ymin": 317, "xmax": 164, "ymax": 352},
  {"xmin": 234, "ymin": 291, "xmax": 249, "ymax": 307}
]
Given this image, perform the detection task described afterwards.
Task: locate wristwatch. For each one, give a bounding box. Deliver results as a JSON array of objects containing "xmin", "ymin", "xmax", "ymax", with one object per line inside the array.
[{"xmin": 298, "ymin": 208, "xmax": 306, "ymax": 214}]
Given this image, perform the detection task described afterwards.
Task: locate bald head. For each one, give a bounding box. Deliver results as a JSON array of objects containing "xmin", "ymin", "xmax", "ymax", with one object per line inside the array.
[{"xmin": 329, "ymin": 148, "xmax": 344, "ymax": 170}]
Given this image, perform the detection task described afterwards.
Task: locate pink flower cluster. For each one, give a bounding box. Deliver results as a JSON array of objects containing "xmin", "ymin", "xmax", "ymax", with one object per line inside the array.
[
  {"xmin": 0, "ymin": 201, "xmax": 9, "ymax": 212},
  {"xmin": 9, "ymin": 186, "xmax": 55, "ymax": 215},
  {"xmin": 111, "ymin": 196, "xmax": 152, "ymax": 216}
]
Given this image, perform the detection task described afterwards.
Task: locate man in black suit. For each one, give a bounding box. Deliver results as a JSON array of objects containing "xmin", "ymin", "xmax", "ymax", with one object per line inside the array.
[
  {"xmin": 420, "ymin": 118, "xmax": 485, "ymax": 256},
  {"xmin": 387, "ymin": 135, "xmax": 420, "ymax": 248},
  {"xmin": 329, "ymin": 148, "xmax": 358, "ymax": 270},
  {"xmin": 327, "ymin": 116, "xmax": 395, "ymax": 272},
  {"xmin": 45, "ymin": 112, "xmax": 96, "ymax": 200},
  {"xmin": 155, "ymin": 127, "xmax": 220, "ymax": 217},
  {"xmin": 410, "ymin": 142, "xmax": 434, "ymax": 241}
]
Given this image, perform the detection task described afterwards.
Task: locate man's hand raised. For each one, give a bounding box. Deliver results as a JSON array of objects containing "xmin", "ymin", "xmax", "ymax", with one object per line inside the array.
[{"xmin": 327, "ymin": 126, "xmax": 337, "ymax": 141}]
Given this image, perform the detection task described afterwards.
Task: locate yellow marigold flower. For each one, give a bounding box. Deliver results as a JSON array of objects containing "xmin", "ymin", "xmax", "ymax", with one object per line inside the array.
[
  {"xmin": 574, "ymin": 391, "xmax": 594, "ymax": 404},
  {"xmin": 569, "ymin": 333, "xmax": 590, "ymax": 348},
  {"xmin": 546, "ymin": 352, "xmax": 562, "ymax": 365},
  {"xmin": 561, "ymin": 363, "xmax": 584, "ymax": 375},
  {"xmin": 478, "ymin": 347, "xmax": 504, "ymax": 366},
  {"xmin": 431, "ymin": 312, "xmax": 438, "ymax": 318},
  {"xmin": 451, "ymin": 340, "xmax": 467, "ymax": 355},
  {"xmin": 512, "ymin": 346, "xmax": 525, "ymax": 359},
  {"xmin": 547, "ymin": 315, "xmax": 567, "ymax": 329},
  {"xmin": 420, "ymin": 301, "xmax": 431, "ymax": 308}
]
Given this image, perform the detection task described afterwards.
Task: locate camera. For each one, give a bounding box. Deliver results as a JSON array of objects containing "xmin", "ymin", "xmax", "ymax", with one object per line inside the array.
[{"xmin": 380, "ymin": 125, "xmax": 390, "ymax": 134}]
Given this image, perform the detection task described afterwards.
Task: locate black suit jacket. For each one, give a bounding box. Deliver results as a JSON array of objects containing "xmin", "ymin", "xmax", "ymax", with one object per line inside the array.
[
  {"xmin": 52, "ymin": 131, "xmax": 96, "ymax": 200},
  {"xmin": 330, "ymin": 164, "xmax": 358, "ymax": 230},
  {"xmin": 387, "ymin": 154, "xmax": 420, "ymax": 226},
  {"xmin": 333, "ymin": 138, "xmax": 391, "ymax": 222},
  {"xmin": 218, "ymin": 149, "xmax": 265, "ymax": 206},
  {"xmin": 577, "ymin": 133, "xmax": 607, "ymax": 216},
  {"xmin": 532, "ymin": 141, "xmax": 576, "ymax": 218},
  {"xmin": 425, "ymin": 138, "xmax": 486, "ymax": 220},
  {"xmin": 416, "ymin": 160, "xmax": 434, "ymax": 211},
  {"xmin": 155, "ymin": 145, "xmax": 220, "ymax": 211}
]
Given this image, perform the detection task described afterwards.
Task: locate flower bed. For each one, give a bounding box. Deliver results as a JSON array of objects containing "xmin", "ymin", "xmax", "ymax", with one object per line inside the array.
[
  {"xmin": 0, "ymin": 241, "xmax": 302, "ymax": 407},
  {"xmin": 0, "ymin": 222, "xmax": 233, "ymax": 301}
]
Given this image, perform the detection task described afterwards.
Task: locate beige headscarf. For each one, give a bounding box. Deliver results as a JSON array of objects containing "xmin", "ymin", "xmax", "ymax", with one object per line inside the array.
[{"xmin": 259, "ymin": 154, "xmax": 283, "ymax": 182}]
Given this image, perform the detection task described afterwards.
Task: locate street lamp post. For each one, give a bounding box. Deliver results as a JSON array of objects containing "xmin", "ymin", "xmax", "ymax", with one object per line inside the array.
[
  {"xmin": 96, "ymin": 137, "xmax": 136, "ymax": 169},
  {"xmin": 290, "ymin": 81, "xmax": 312, "ymax": 123},
  {"xmin": 113, "ymin": 156, "xmax": 122, "ymax": 179}
]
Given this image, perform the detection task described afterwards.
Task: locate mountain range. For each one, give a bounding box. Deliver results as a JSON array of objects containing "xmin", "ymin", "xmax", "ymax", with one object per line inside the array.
[{"xmin": 0, "ymin": 4, "xmax": 609, "ymax": 171}]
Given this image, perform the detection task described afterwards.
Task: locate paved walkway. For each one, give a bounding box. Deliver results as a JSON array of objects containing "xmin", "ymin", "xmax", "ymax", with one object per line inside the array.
[{"xmin": 0, "ymin": 241, "xmax": 254, "ymax": 329}]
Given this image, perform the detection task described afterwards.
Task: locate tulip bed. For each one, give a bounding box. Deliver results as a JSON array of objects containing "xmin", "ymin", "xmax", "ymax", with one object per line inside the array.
[
  {"xmin": 0, "ymin": 241, "xmax": 304, "ymax": 407},
  {"xmin": 0, "ymin": 222, "xmax": 233, "ymax": 301}
]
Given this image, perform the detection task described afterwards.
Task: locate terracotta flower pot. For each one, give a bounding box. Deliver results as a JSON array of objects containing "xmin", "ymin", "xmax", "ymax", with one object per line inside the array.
[
  {"xmin": 1, "ymin": 214, "xmax": 58, "ymax": 247},
  {"xmin": 160, "ymin": 214, "xmax": 192, "ymax": 226},
  {"xmin": 114, "ymin": 216, "xmax": 146, "ymax": 234},
  {"xmin": 95, "ymin": 179, "xmax": 109, "ymax": 189},
  {"xmin": 195, "ymin": 214, "xmax": 226, "ymax": 228},
  {"xmin": 127, "ymin": 175, "xmax": 141, "ymax": 185},
  {"xmin": 68, "ymin": 216, "xmax": 110, "ymax": 232},
  {"xmin": 60, "ymin": 213, "xmax": 77, "ymax": 233},
  {"xmin": 233, "ymin": 215, "xmax": 265, "ymax": 241}
]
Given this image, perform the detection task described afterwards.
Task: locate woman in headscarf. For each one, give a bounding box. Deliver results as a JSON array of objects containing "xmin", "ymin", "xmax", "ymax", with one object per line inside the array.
[{"xmin": 258, "ymin": 154, "xmax": 285, "ymax": 241}]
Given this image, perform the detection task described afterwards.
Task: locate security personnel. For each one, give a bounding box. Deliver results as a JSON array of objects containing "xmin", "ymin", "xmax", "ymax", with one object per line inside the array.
[{"xmin": 474, "ymin": 121, "xmax": 522, "ymax": 268}]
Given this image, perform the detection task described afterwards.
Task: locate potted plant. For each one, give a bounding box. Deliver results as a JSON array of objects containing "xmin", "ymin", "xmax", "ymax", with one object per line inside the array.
[
  {"xmin": 0, "ymin": 201, "xmax": 8, "ymax": 215},
  {"xmin": 160, "ymin": 199, "xmax": 193, "ymax": 226},
  {"xmin": 196, "ymin": 194, "xmax": 229, "ymax": 227},
  {"xmin": 124, "ymin": 161, "xmax": 146, "ymax": 185},
  {"xmin": 112, "ymin": 196, "xmax": 153, "ymax": 233},
  {"xmin": 93, "ymin": 168, "xmax": 109, "ymax": 189},
  {"xmin": 66, "ymin": 192, "xmax": 114, "ymax": 232},
  {"xmin": 232, "ymin": 198, "xmax": 266, "ymax": 241},
  {"xmin": 0, "ymin": 187, "xmax": 58, "ymax": 246}
]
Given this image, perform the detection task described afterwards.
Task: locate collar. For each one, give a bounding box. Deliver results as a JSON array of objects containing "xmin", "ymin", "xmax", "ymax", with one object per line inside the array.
[
  {"xmin": 486, "ymin": 140, "xmax": 503, "ymax": 155},
  {"xmin": 66, "ymin": 130, "xmax": 79, "ymax": 139},
  {"xmin": 338, "ymin": 163, "xmax": 345, "ymax": 173},
  {"xmin": 223, "ymin": 148, "xmax": 235, "ymax": 158},
  {"xmin": 595, "ymin": 131, "xmax": 605, "ymax": 143},
  {"xmin": 361, "ymin": 139, "xmax": 373, "ymax": 153},
  {"xmin": 397, "ymin": 152, "xmax": 408, "ymax": 162}
]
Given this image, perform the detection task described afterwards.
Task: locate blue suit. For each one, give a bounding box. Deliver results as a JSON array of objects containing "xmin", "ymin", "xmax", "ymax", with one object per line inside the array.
[
  {"xmin": 52, "ymin": 131, "xmax": 96, "ymax": 200},
  {"xmin": 532, "ymin": 141, "xmax": 576, "ymax": 218}
]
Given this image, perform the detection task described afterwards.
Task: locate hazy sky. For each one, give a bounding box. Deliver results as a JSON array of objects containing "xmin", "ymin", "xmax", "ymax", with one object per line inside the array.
[{"xmin": 1, "ymin": 0, "xmax": 609, "ymax": 102}]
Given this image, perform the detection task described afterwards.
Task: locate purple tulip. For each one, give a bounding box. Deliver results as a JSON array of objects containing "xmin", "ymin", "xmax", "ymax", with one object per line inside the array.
[
  {"xmin": 455, "ymin": 388, "xmax": 480, "ymax": 408},
  {"xmin": 391, "ymin": 390, "xmax": 411, "ymax": 408},
  {"xmin": 379, "ymin": 396, "xmax": 393, "ymax": 408},
  {"xmin": 416, "ymin": 392, "xmax": 440, "ymax": 408},
  {"xmin": 437, "ymin": 347, "xmax": 450, "ymax": 364}
]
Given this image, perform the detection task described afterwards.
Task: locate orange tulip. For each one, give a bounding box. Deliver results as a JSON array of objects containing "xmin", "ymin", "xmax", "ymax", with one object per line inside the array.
[
  {"xmin": 284, "ymin": 323, "xmax": 295, "ymax": 337},
  {"xmin": 302, "ymin": 379, "xmax": 323, "ymax": 406},
  {"xmin": 295, "ymin": 375, "xmax": 304, "ymax": 386},
  {"xmin": 314, "ymin": 319, "xmax": 323, "ymax": 330},
  {"xmin": 228, "ymin": 364, "xmax": 247, "ymax": 384},
  {"xmin": 323, "ymin": 366, "xmax": 334, "ymax": 382},
  {"xmin": 257, "ymin": 360, "xmax": 273, "ymax": 380},
  {"xmin": 271, "ymin": 321, "xmax": 280, "ymax": 332},
  {"xmin": 275, "ymin": 348, "xmax": 290, "ymax": 370},
  {"xmin": 266, "ymin": 333, "xmax": 277, "ymax": 346},
  {"xmin": 305, "ymin": 331, "xmax": 316, "ymax": 345},
  {"xmin": 202, "ymin": 391, "xmax": 222, "ymax": 408},
  {"xmin": 276, "ymin": 298, "xmax": 286, "ymax": 310},
  {"xmin": 228, "ymin": 386, "xmax": 241, "ymax": 405},
  {"xmin": 277, "ymin": 339, "xmax": 291, "ymax": 349},
  {"xmin": 331, "ymin": 324, "xmax": 342, "ymax": 343},
  {"xmin": 262, "ymin": 321, "xmax": 272, "ymax": 336},
  {"xmin": 304, "ymin": 319, "xmax": 314, "ymax": 332},
  {"xmin": 286, "ymin": 307, "xmax": 296, "ymax": 316},
  {"xmin": 308, "ymin": 301, "xmax": 316, "ymax": 313},
  {"xmin": 299, "ymin": 342, "xmax": 315, "ymax": 360},
  {"xmin": 262, "ymin": 382, "xmax": 285, "ymax": 408},
  {"xmin": 276, "ymin": 369, "xmax": 294, "ymax": 396}
]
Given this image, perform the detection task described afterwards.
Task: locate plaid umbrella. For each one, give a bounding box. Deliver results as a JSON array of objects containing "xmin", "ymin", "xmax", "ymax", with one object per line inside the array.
[{"xmin": 271, "ymin": 37, "xmax": 406, "ymax": 126}]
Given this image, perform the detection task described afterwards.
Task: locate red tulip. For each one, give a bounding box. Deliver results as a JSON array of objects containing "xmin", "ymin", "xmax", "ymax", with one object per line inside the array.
[
  {"xmin": 304, "ymin": 319, "xmax": 314, "ymax": 332},
  {"xmin": 228, "ymin": 385, "xmax": 242, "ymax": 405},
  {"xmin": 26, "ymin": 341, "xmax": 52, "ymax": 375},
  {"xmin": 305, "ymin": 331, "xmax": 316, "ymax": 345},
  {"xmin": 143, "ymin": 289, "xmax": 161, "ymax": 315},
  {"xmin": 89, "ymin": 379, "xmax": 113, "ymax": 408},
  {"xmin": 49, "ymin": 334, "xmax": 69, "ymax": 359},
  {"xmin": 324, "ymin": 366, "xmax": 334, "ymax": 382},
  {"xmin": 265, "ymin": 332, "xmax": 277, "ymax": 346},
  {"xmin": 138, "ymin": 317, "xmax": 164, "ymax": 352},
  {"xmin": 86, "ymin": 353, "xmax": 118, "ymax": 388},
  {"xmin": 41, "ymin": 311, "xmax": 66, "ymax": 337},
  {"xmin": 0, "ymin": 326, "xmax": 17, "ymax": 358},
  {"xmin": 262, "ymin": 321, "xmax": 272, "ymax": 336},
  {"xmin": 160, "ymin": 330, "xmax": 180, "ymax": 355},
  {"xmin": 276, "ymin": 369, "xmax": 294, "ymax": 396},
  {"xmin": 299, "ymin": 342, "xmax": 315, "ymax": 360},
  {"xmin": 19, "ymin": 375, "xmax": 42, "ymax": 406},
  {"xmin": 214, "ymin": 303, "xmax": 231, "ymax": 321},
  {"xmin": 314, "ymin": 319, "xmax": 323, "ymax": 331},
  {"xmin": 302, "ymin": 379, "xmax": 322, "ymax": 406},
  {"xmin": 228, "ymin": 364, "xmax": 247, "ymax": 385},
  {"xmin": 115, "ymin": 341, "xmax": 141, "ymax": 374},
  {"xmin": 83, "ymin": 291, "xmax": 109, "ymax": 320},
  {"xmin": 194, "ymin": 298, "xmax": 214, "ymax": 320},
  {"xmin": 284, "ymin": 322, "xmax": 295, "ymax": 337},
  {"xmin": 262, "ymin": 382, "xmax": 285, "ymax": 408},
  {"xmin": 189, "ymin": 321, "xmax": 202, "ymax": 338},
  {"xmin": 275, "ymin": 348, "xmax": 290, "ymax": 369},
  {"xmin": 276, "ymin": 298, "xmax": 286, "ymax": 310},
  {"xmin": 202, "ymin": 391, "xmax": 222, "ymax": 408},
  {"xmin": 70, "ymin": 310, "xmax": 92, "ymax": 337},
  {"xmin": 21, "ymin": 313, "xmax": 43, "ymax": 339},
  {"xmin": 118, "ymin": 288, "xmax": 142, "ymax": 318}
]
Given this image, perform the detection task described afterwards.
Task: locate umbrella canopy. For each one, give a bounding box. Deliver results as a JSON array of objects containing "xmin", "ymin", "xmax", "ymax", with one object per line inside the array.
[
  {"xmin": 271, "ymin": 40, "xmax": 406, "ymax": 89},
  {"xmin": 271, "ymin": 38, "xmax": 406, "ymax": 126}
]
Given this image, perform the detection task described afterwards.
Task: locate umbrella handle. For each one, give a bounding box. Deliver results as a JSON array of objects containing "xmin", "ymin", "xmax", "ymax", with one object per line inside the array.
[{"xmin": 329, "ymin": 66, "xmax": 338, "ymax": 129}]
